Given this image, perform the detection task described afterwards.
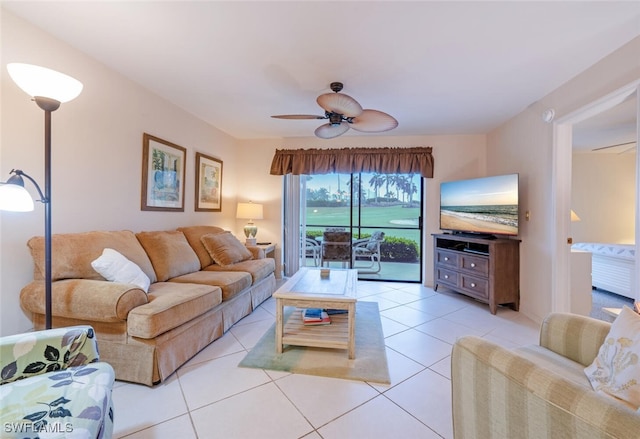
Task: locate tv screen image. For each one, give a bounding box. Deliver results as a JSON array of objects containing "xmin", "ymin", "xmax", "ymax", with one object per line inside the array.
[{"xmin": 440, "ymin": 174, "xmax": 519, "ymax": 236}]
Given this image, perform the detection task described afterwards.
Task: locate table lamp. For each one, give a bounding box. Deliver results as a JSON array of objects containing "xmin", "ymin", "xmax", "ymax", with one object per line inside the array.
[{"xmin": 236, "ymin": 202, "xmax": 263, "ymax": 245}]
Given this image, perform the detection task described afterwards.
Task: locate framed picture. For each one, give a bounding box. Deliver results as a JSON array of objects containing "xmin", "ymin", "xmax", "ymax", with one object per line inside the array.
[
  {"xmin": 195, "ymin": 152, "xmax": 223, "ymax": 212},
  {"xmin": 141, "ymin": 133, "xmax": 186, "ymax": 211}
]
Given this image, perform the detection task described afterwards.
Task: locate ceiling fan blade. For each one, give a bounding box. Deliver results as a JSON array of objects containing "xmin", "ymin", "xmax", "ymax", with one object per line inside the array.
[
  {"xmin": 271, "ymin": 114, "xmax": 325, "ymax": 120},
  {"xmin": 591, "ymin": 141, "xmax": 636, "ymax": 151},
  {"xmin": 350, "ymin": 109, "xmax": 398, "ymax": 133},
  {"xmin": 314, "ymin": 122, "xmax": 350, "ymax": 139},
  {"xmin": 316, "ymin": 93, "xmax": 363, "ymax": 118}
]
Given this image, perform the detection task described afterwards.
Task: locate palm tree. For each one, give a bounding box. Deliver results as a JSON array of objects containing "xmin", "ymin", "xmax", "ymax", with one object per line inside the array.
[{"xmin": 368, "ymin": 174, "xmax": 384, "ymax": 203}]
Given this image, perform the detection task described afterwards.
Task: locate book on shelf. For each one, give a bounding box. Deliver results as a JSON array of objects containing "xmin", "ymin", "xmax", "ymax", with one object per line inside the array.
[{"xmin": 302, "ymin": 308, "xmax": 331, "ymax": 325}]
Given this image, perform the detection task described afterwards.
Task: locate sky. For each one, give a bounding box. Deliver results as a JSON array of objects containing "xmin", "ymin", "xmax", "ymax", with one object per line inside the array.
[{"xmin": 440, "ymin": 174, "xmax": 518, "ymax": 206}]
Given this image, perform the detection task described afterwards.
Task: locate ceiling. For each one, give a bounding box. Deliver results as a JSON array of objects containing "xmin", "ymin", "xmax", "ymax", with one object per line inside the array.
[{"xmin": 3, "ymin": 1, "xmax": 640, "ymax": 141}]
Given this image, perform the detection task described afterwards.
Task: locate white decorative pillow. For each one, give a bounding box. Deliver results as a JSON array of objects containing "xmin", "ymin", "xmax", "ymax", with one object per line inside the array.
[
  {"xmin": 584, "ymin": 306, "xmax": 640, "ymax": 408},
  {"xmin": 91, "ymin": 248, "xmax": 151, "ymax": 293}
]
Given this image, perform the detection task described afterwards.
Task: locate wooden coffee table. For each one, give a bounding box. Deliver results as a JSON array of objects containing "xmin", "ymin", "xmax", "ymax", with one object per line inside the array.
[{"xmin": 274, "ymin": 267, "xmax": 358, "ymax": 359}]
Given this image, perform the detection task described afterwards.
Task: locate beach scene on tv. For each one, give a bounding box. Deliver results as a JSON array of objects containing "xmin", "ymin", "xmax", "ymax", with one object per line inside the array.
[{"xmin": 440, "ymin": 174, "xmax": 519, "ymax": 236}]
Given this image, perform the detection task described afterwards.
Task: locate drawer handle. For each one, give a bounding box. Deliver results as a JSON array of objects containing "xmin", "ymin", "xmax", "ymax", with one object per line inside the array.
[
  {"xmin": 444, "ymin": 274, "xmax": 449, "ymax": 279},
  {"xmin": 470, "ymin": 282, "xmax": 476, "ymax": 288},
  {"xmin": 470, "ymin": 263, "xmax": 476, "ymax": 268},
  {"xmin": 444, "ymin": 256, "xmax": 449, "ymax": 261}
]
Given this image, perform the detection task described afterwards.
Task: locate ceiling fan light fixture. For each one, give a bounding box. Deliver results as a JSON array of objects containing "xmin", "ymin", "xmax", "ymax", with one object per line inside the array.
[
  {"xmin": 315, "ymin": 122, "xmax": 350, "ymax": 139},
  {"xmin": 351, "ymin": 109, "xmax": 398, "ymax": 133},
  {"xmin": 317, "ymin": 93, "xmax": 363, "ymax": 118}
]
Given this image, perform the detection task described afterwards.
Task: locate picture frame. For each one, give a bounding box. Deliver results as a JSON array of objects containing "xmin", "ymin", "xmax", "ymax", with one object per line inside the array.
[
  {"xmin": 195, "ymin": 152, "xmax": 223, "ymax": 212},
  {"xmin": 141, "ymin": 133, "xmax": 186, "ymax": 212}
]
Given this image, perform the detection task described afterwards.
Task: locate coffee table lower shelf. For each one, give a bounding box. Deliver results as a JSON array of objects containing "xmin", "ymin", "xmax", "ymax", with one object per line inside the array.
[{"xmin": 282, "ymin": 310, "xmax": 351, "ymax": 351}]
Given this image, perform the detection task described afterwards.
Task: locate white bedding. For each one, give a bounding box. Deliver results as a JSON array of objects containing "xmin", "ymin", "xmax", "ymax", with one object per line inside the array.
[{"xmin": 572, "ymin": 242, "xmax": 636, "ymax": 299}]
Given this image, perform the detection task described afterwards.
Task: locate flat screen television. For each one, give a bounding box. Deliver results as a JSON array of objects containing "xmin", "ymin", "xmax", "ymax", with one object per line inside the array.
[{"xmin": 439, "ymin": 173, "xmax": 519, "ymax": 237}]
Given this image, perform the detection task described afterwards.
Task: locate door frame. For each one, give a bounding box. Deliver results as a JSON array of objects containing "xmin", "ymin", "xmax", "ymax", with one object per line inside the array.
[{"xmin": 552, "ymin": 79, "xmax": 640, "ymax": 312}]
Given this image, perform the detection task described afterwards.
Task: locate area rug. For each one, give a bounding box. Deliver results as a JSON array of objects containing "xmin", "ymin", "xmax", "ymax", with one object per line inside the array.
[{"xmin": 238, "ymin": 301, "xmax": 390, "ymax": 384}]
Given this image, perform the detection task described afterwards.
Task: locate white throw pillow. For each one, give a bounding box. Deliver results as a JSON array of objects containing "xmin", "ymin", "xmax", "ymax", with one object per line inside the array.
[
  {"xmin": 91, "ymin": 248, "xmax": 151, "ymax": 293},
  {"xmin": 584, "ymin": 306, "xmax": 640, "ymax": 408}
]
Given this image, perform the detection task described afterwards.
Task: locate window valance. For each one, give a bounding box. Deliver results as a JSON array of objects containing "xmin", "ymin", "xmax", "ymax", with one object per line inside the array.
[{"xmin": 270, "ymin": 146, "xmax": 434, "ymax": 178}]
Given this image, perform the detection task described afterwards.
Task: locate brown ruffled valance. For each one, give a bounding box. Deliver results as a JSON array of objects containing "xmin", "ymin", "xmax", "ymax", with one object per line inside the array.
[{"xmin": 270, "ymin": 146, "xmax": 434, "ymax": 178}]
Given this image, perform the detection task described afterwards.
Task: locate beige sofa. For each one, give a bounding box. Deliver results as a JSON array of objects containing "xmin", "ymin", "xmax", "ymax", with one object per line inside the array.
[
  {"xmin": 19, "ymin": 225, "xmax": 276, "ymax": 386},
  {"xmin": 452, "ymin": 313, "xmax": 640, "ymax": 438}
]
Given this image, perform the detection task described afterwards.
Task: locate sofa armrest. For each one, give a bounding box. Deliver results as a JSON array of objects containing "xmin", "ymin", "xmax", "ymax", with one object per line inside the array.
[
  {"xmin": 20, "ymin": 279, "xmax": 148, "ymax": 322},
  {"xmin": 246, "ymin": 246, "xmax": 265, "ymax": 259},
  {"xmin": 451, "ymin": 336, "xmax": 640, "ymax": 439},
  {"xmin": 539, "ymin": 312, "xmax": 611, "ymax": 366},
  {"xmin": 0, "ymin": 325, "xmax": 100, "ymax": 385}
]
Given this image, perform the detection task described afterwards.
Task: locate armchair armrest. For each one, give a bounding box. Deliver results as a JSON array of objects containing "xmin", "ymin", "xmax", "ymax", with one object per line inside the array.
[
  {"xmin": 539, "ymin": 313, "xmax": 611, "ymax": 366},
  {"xmin": 452, "ymin": 335, "xmax": 640, "ymax": 438},
  {"xmin": 0, "ymin": 325, "xmax": 100, "ymax": 385},
  {"xmin": 20, "ymin": 279, "xmax": 148, "ymax": 322}
]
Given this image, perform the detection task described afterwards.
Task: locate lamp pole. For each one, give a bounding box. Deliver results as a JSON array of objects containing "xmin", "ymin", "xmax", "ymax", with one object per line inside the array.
[
  {"xmin": 36, "ymin": 97, "xmax": 60, "ymax": 329},
  {"xmin": 4, "ymin": 64, "xmax": 82, "ymax": 330}
]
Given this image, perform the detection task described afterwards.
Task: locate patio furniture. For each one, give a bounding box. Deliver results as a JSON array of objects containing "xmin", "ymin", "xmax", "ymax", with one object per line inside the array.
[
  {"xmin": 352, "ymin": 231, "xmax": 385, "ymax": 273},
  {"xmin": 305, "ymin": 238, "xmax": 321, "ymax": 266},
  {"xmin": 321, "ymin": 230, "xmax": 352, "ymax": 268}
]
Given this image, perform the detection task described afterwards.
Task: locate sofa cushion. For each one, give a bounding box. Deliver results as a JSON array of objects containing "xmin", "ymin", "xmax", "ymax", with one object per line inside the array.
[
  {"xmin": 91, "ymin": 248, "xmax": 151, "ymax": 292},
  {"xmin": 177, "ymin": 225, "xmax": 226, "ymax": 269},
  {"xmin": 28, "ymin": 230, "xmax": 157, "ymax": 283},
  {"xmin": 205, "ymin": 258, "xmax": 275, "ymax": 284},
  {"xmin": 136, "ymin": 231, "xmax": 201, "ymax": 282},
  {"xmin": 170, "ymin": 270, "xmax": 252, "ymax": 301},
  {"xmin": 584, "ymin": 306, "xmax": 640, "ymax": 409},
  {"xmin": 127, "ymin": 282, "xmax": 222, "ymax": 339},
  {"xmin": 201, "ymin": 231, "xmax": 253, "ymax": 266}
]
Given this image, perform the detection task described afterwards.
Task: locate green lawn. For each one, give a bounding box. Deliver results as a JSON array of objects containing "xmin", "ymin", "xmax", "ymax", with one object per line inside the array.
[{"xmin": 305, "ymin": 205, "xmax": 421, "ymax": 242}]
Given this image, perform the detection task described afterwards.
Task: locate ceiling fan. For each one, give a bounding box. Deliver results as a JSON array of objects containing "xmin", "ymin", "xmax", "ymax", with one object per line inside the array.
[
  {"xmin": 592, "ymin": 141, "xmax": 637, "ymax": 154},
  {"xmin": 271, "ymin": 82, "xmax": 398, "ymax": 139}
]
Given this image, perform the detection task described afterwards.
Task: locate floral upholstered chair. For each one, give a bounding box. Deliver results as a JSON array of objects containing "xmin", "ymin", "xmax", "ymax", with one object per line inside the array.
[
  {"xmin": 321, "ymin": 229, "xmax": 352, "ymax": 268},
  {"xmin": 352, "ymin": 231, "xmax": 385, "ymax": 273},
  {"xmin": 0, "ymin": 326, "xmax": 115, "ymax": 438}
]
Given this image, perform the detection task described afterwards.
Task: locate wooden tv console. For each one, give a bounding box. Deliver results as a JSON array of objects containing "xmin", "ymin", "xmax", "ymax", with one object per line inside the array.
[{"xmin": 433, "ymin": 233, "xmax": 520, "ymax": 314}]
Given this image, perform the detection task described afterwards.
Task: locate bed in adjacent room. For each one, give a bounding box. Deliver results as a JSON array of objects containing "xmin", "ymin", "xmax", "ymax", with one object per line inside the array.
[{"xmin": 572, "ymin": 242, "xmax": 636, "ymax": 299}]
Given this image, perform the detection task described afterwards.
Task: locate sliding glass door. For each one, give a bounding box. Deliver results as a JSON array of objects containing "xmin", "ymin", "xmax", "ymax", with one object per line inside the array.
[{"xmin": 302, "ymin": 172, "xmax": 423, "ymax": 282}]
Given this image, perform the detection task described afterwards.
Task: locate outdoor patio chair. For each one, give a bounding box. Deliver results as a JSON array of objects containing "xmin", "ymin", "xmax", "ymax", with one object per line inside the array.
[
  {"xmin": 305, "ymin": 238, "xmax": 321, "ymax": 266},
  {"xmin": 321, "ymin": 230, "xmax": 352, "ymax": 268},
  {"xmin": 352, "ymin": 231, "xmax": 385, "ymax": 273}
]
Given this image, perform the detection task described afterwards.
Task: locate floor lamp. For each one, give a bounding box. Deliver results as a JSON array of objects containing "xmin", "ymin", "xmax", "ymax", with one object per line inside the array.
[{"xmin": 0, "ymin": 63, "xmax": 82, "ymax": 329}]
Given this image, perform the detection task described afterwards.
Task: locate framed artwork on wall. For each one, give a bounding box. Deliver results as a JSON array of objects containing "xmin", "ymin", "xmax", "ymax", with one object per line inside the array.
[
  {"xmin": 195, "ymin": 152, "xmax": 223, "ymax": 212},
  {"xmin": 141, "ymin": 133, "xmax": 186, "ymax": 211}
]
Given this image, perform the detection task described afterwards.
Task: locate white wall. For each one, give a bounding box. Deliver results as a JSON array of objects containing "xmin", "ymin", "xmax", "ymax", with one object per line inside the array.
[
  {"xmin": 0, "ymin": 11, "xmax": 241, "ymax": 335},
  {"xmin": 488, "ymin": 35, "xmax": 640, "ymax": 323},
  {"xmin": 572, "ymin": 151, "xmax": 636, "ymax": 244},
  {"xmin": 236, "ymin": 135, "xmax": 488, "ymax": 285}
]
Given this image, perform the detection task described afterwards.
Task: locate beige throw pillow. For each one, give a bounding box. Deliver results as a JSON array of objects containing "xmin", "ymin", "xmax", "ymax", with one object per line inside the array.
[
  {"xmin": 584, "ymin": 306, "xmax": 640, "ymax": 408},
  {"xmin": 201, "ymin": 232, "xmax": 252, "ymax": 266}
]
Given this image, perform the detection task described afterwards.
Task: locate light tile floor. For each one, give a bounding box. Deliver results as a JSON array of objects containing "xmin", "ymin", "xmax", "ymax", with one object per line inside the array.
[{"xmin": 112, "ymin": 281, "xmax": 541, "ymax": 439}]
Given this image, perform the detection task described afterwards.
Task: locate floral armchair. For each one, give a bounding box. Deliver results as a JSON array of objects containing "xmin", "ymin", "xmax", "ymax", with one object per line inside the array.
[
  {"xmin": 0, "ymin": 326, "xmax": 115, "ymax": 439},
  {"xmin": 352, "ymin": 231, "xmax": 385, "ymax": 273}
]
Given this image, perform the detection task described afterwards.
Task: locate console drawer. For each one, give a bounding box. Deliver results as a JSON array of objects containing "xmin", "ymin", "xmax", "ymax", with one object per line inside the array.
[
  {"xmin": 460, "ymin": 274, "xmax": 489, "ymax": 300},
  {"xmin": 436, "ymin": 250, "xmax": 458, "ymax": 268},
  {"xmin": 460, "ymin": 254, "xmax": 489, "ymax": 276},
  {"xmin": 436, "ymin": 267, "xmax": 458, "ymax": 287}
]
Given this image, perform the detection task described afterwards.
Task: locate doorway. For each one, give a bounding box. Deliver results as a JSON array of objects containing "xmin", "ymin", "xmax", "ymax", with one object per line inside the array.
[
  {"xmin": 553, "ymin": 80, "xmax": 640, "ymax": 313},
  {"xmin": 301, "ymin": 172, "xmax": 423, "ymax": 282}
]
